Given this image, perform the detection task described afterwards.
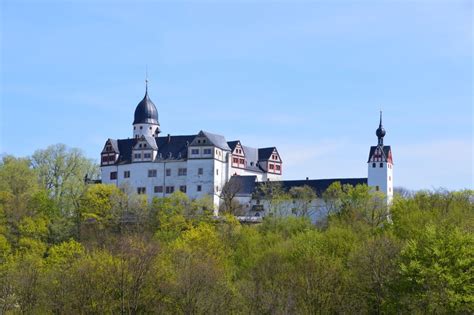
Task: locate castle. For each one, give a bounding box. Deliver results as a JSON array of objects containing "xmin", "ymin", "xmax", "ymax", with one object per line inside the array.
[{"xmin": 100, "ymin": 84, "xmax": 393, "ymax": 216}]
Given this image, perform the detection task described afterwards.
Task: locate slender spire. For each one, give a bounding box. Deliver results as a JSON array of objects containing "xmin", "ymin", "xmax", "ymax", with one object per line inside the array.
[
  {"xmin": 145, "ymin": 65, "xmax": 149, "ymax": 94},
  {"xmin": 376, "ymin": 110, "xmax": 386, "ymax": 146}
]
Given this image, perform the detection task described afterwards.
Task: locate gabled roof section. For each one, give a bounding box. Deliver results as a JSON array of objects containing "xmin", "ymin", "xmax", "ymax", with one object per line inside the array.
[
  {"xmin": 227, "ymin": 141, "xmax": 241, "ymax": 151},
  {"xmin": 368, "ymin": 145, "xmax": 392, "ymax": 163},
  {"xmin": 133, "ymin": 135, "xmax": 158, "ymax": 150},
  {"xmin": 194, "ymin": 130, "xmax": 231, "ymax": 151},
  {"xmin": 102, "ymin": 139, "xmax": 119, "ymax": 153},
  {"xmin": 258, "ymin": 147, "xmax": 281, "ymax": 161},
  {"xmin": 109, "ymin": 139, "xmax": 119, "ymax": 152}
]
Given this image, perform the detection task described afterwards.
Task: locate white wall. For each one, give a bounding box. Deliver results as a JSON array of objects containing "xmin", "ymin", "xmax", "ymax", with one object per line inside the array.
[
  {"xmin": 133, "ymin": 123, "xmax": 159, "ymax": 138},
  {"xmin": 368, "ymin": 161, "xmax": 393, "ymax": 203}
]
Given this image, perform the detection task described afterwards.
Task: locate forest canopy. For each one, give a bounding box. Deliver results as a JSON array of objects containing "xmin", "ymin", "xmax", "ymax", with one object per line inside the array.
[{"xmin": 0, "ymin": 145, "xmax": 472, "ymax": 314}]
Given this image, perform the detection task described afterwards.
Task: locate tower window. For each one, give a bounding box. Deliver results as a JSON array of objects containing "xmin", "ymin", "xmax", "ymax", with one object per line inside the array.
[
  {"xmin": 380, "ymin": 163, "xmax": 383, "ymax": 168},
  {"xmin": 198, "ymin": 168, "xmax": 203, "ymax": 175},
  {"xmin": 372, "ymin": 163, "xmax": 376, "ymax": 168},
  {"xmin": 191, "ymin": 149, "xmax": 199, "ymax": 155},
  {"xmin": 197, "ymin": 185, "xmax": 202, "ymax": 192},
  {"xmin": 204, "ymin": 149, "xmax": 212, "ymax": 155},
  {"xmin": 140, "ymin": 126, "xmax": 143, "ymax": 130}
]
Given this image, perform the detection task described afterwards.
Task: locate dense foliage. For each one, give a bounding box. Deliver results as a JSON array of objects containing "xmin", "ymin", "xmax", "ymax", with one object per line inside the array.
[{"xmin": 0, "ymin": 146, "xmax": 472, "ymax": 314}]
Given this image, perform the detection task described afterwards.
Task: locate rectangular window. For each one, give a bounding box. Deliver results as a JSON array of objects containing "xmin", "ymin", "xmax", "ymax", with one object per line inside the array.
[
  {"xmin": 276, "ymin": 165, "xmax": 281, "ymax": 171},
  {"xmin": 216, "ymin": 169, "xmax": 219, "ymax": 175},
  {"xmin": 137, "ymin": 187, "xmax": 146, "ymax": 194},
  {"xmin": 269, "ymin": 164, "xmax": 274, "ymax": 169},
  {"xmin": 101, "ymin": 156, "xmax": 108, "ymax": 163},
  {"xmin": 165, "ymin": 186, "xmax": 174, "ymax": 194},
  {"xmin": 375, "ymin": 186, "xmax": 380, "ymax": 191},
  {"xmin": 134, "ymin": 153, "xmax": 141, "ymax": 159},
  {"xmin": 144, "ymin": 153, "xmax": 151, "ymax": 159},
  {"xmin": 233, "ymin": 157, "xmax": 239, "ymax": 163},
  {"xmin": 198, "ymin": 168, "xmax": 203, "ymax": 175},
  {"xmin": 197, "ymin": 185, "xmax": 202, "ymax": 192},
  {"xmin": 178, "ymin": 168, "xmax": 187, "ymax": 176},
  {"xmin": 154, "ymin": 186, "xmax": 163, "ymax": 193},
  {"xmin": 239, "ymin": 158, "xmax": 245, "ymax": 164},
  {"xmin": 148, "ymin": 169, "xmax": 157, "ymax": 177},
  {"xmin": 110, "ymin": 171, "xmax": 117, "ymax": 180},
  {"xmin": 124, "ymin": 171, "xmax": 130, "ymax": 178},
  {"xmin": 166, "ymin": 169, "xmax": 171, "ymax": 176},
  {"xmin": 191, "ymin": 149, "xmax": 199, "ymax": 155},
  {"xmin": 108, "ymin": 155, "xmax": 115, "ymax": 162},
  {"xmin": 179, "ymin": 185, "xmax": 187, "ymax": 193},
  {"xmin": 203, "ymin": 148, "xmax": 212, "ymax": 155}
]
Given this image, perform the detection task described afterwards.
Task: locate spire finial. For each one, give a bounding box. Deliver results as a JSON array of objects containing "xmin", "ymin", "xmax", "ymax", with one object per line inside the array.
[
  {"xmin": 379, "ymin": 110, "xmax": 383, "ymax": 127},
  {"xmin": 145, "ymin": 65, "xmax": 148, "ymax": 93}
]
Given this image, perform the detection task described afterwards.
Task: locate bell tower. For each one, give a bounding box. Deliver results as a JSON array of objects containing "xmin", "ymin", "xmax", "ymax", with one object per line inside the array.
[
  {"xmin": 367, "ymin": 111, "xmax": 393, "ymax": 203},
  {"xmin": 132, "ymin": 80, "xmax": 161, "ymax": 138}
]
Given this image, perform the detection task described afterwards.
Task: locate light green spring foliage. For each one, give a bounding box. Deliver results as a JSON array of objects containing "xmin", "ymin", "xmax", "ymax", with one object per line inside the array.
[{"xmin": 0, "ymin": 151, "xmax": 473, "ymax": 314}]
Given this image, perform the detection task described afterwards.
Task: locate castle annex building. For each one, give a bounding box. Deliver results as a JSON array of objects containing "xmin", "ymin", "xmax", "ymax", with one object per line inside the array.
[{"xmin": 100, "ymin": 84, "xmax": 393, "ymax": 216}]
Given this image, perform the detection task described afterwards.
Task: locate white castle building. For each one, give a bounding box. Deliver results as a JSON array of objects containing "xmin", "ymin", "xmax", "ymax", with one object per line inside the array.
[{"xmin": 100, "ymin": 84, "xmax": 393, "ymax": 216}]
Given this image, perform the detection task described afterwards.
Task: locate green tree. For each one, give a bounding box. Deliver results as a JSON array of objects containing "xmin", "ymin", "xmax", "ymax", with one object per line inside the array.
[
  {"xmin": 32, "ymin": 144, "xmax": 99, "ymax": 216},
  {"xmin": 398, "ymin": 225, "xmax": 473, "ymax": 313}
]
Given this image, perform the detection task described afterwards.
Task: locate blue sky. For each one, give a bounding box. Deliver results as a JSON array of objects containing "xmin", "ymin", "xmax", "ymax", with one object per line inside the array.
[{"xmin": 1, "ymin": 0, "xmax": 472, "ymax": 190}]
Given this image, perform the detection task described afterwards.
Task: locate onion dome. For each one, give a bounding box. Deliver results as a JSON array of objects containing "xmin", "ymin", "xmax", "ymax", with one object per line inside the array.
[
  {"xmin": 133, "ymin": 83, "xmax": 159, "ymax": 125},
  {"xmin": 376, "ymin": 111, "xmax": 386, "ymax": 145}
]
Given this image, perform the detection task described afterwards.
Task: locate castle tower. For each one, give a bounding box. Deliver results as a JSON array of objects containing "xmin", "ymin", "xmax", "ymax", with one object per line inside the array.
[
  {"xmin": 133, "ymin": 80, "xmax": 161, "ymax": 138},
  {"xmin": 367, "ymin": 111, "xmax": 393, "ymax": 203}
]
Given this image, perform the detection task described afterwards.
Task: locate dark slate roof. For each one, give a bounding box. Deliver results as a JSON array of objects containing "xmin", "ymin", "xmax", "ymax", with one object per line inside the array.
[
  {"xmin": 201, "ymin": 131, "xmax": 231, "ymax": 151},
  {"xmin": 227, "ymin": 141, "xmax": 240, "ymax": 151},
  {"xmin": 242, "ymin": 146, "xmax": 264, "ymax": 172},
  {"xmin": 133, "ymin": 91, "xmax": 159, "ymax": 125},
  {"xmin": 114, "ymin": 135, "xmax": 196, "ymax": 164},
  {"xmin": 155, "ymin": 135, "xmax": 195, "ymax": 160},
  {"xmin": 255, "ymin": 178, "xmax": 368, "ymax": 197},
  {"xmin": 227, "ymin": 175, "xmax": 258, "ymax": 195},
  {"xmin": 258, "ymin": 147, "xmax": 275, "ymax": 161},
  {"xmin": 367, "ymin": 145, "xmax": 391, "ymax": 162},
  {"xmin": 116, "ymin": 138, "xmax": 137, "ymax": 164}
]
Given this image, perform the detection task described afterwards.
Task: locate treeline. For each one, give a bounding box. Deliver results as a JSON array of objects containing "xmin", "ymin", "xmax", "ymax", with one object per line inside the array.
[{"xmin": 0, "ymin": 145, "xmax": 473, "ymax": 314}]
